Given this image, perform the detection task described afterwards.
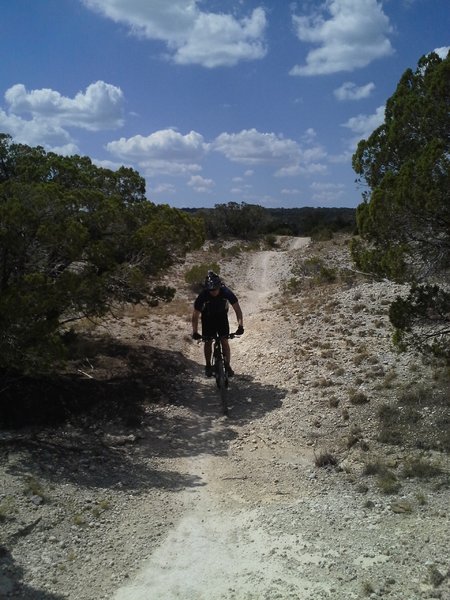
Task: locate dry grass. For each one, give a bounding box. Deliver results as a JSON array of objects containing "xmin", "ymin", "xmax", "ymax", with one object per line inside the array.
[
  {"xmin": 377, "ymin": 383, "xmax": 450, "ymax": 451},
  {"xmin": 427, "ymin": 565, "xmax": 446, "ymax": 587},
  {"xmin": 353, "ymin": 346, "xmax": 370, "ymax": 366},
  {"xmin": 0, "ymin": 497, "xmax": 16, "ymax": 521},
  {"xmin": 315, "ymin": 377, "xmax": 335, "ymax": 388},
  {"xmin": 314, "ymin": 451, "xmax": 338, "ymax": 467},
  {"xmin": 361, "ymin": 581, "xmax": 375, "ymax": 596},
  {"xmin": 349, "ymin": 389, "xmax": 369, "ymax": 405},
  {"xmin": 377, "ymin": 472, "xmax": 401, "ymax": 494},
  {"xmin": 328, "ymin": 396, "xmax": 340, "ymax": 408},
  {"xmin": 23, "ymin": 476, "xmax": 47, "ymax": 501},
  {"xmin": 362, "ymin": 460, "xmax": 401, "ymax": 494},
  {"xmin": 381, "ymin": 369, "xmax": 398, "ymax": 388},
  {"xmin": 362, "ymin": 460, "xmax": 388, "ymax": 476},
  {"xmin": 73, "ymin": 514, "xmax": 87, "ymax": 527},
  {"xmin": 415, "ymin": 491, "xmax": 428, "ymax": 505},
  {"xmin": 353, "ymin": 303, "xmax": 366, "ymax": 313}
]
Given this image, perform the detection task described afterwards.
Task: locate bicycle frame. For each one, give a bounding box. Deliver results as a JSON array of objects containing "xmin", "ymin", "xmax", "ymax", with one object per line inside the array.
[{"xmin": 202, "ymin": 333, "xmax": 235, "ymax": 415}]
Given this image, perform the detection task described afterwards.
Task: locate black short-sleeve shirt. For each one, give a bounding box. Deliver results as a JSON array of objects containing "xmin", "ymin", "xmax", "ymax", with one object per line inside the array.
[{"xmin": 194, "ymin": 286, "xmax": 238, "ymax": 316}]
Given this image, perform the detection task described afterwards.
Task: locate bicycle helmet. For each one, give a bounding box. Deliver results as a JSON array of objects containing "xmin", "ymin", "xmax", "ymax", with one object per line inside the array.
[{"xmin": 204, "ymin": 270, "xmax": 221, "ymax": 290}]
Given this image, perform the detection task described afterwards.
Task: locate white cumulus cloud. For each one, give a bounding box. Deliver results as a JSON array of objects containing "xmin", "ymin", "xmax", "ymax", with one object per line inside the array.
[
  {"xmin": 342, "ymin": 105, "xmax": 385, "ymax": 142},
  {"xmin": 188, "ymin": 175, "xmax": 215, "ymax": 193},
  {"xmin": 150, "ymin": 183, "xmax": 176, "ymax": 195},
  {"xmin": 5, "ymin": 81, "xmax": 124, "ymax": 130},
  {"xmin": 433, "ymin": 46, "xmax": 450, "ymax": 59},
  {"xmin": 213, "ymin": 128, "xmax": 328, "ymax": 177},
  {"xmin": 0, "ymin": 108, "xmax": 79, "ymax": 154},
  {"xmin": 81, "ymin": 0, "xmax": 267, "ymax": 68},
  {"xmin": 213, "ymin": 129, "xmax": 300, "ymax": 166},
  {"xmin": 334, "ymin": 82, "xmax": 375, "ymax": 101},
  {"xmin": 106, "ymin": 129, "xmax": 208, "ymax": 176},
  {"xmin": 281, "ymin": 188, "xmax": 301, "ymax": 195},
  {"xmin": 310, "ymin": 181, "xmax": 346, "ymax": 204},
  {"xmin": 1, "ymin": 80, "xmax": 124, "ymax": 153},
  {"xmin": 290, "ymin": 0, "xmax": 393, "ymax": 76}
]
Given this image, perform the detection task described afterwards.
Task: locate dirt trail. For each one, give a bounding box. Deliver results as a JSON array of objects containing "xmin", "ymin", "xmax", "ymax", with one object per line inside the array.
[
  {"xmin": 240, "ymin": 237, "xmax": 309, "ymax": 316},
  {"xmin": 113, "ymin": 455, "xmax": 314, "ymax": 600},
  {"xmin": 113, "ymin": 241, "xmax": 311, "ymax": 600}
]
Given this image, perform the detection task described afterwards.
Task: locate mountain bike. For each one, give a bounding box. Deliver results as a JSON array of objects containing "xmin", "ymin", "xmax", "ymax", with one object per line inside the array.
[{"xmin": 202, "ymin": 333, "xmax": 237, "ymax": 416}]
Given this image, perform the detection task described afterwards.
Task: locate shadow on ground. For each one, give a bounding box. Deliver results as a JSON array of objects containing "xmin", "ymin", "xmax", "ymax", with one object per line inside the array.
[
  {"xmin": 0, "ymin": 547, "xmax": 64, "ymax": 600},
  {"xmin": 0, "ymin": 339, "xmax": 187, "ymax": 429},
  {"xmin": 1, "ymin": 339, "xmax": 286, "ymax": 495},
  {"xmin": 135, "ymin": 355, "xmax": 286, "ymax": 461}
]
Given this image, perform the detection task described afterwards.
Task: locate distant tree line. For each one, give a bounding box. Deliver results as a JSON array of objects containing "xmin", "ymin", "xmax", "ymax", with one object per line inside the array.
[{"xmin": 183, "ymin": 202, "xmax": 356, "ymax": 240}]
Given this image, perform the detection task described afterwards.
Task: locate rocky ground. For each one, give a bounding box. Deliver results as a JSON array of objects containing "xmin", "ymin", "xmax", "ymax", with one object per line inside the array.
[{"xmin": 0, "ymin": 235, "xmax": 449, "ymax": 600}]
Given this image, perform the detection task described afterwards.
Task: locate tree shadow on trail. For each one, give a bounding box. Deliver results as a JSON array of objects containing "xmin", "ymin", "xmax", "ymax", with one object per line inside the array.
[
  {"xmin": 141, "ymin": 355, "xmax": 286, "ymax": 460},
  {"xmin": 0, "ymin": 339, "xmax": 286, "ymax": 495},
  {"xmin": 0, "ymin": 338, "xmax": 187, "ymax": 430},
  {"xmin": 2, "ymin": 432, "xmax": 206, "ymax": 496},
  {"xmin": 0, "ymin": 547, "xmax": 65, "ymax": 600},
  {"xmin": 185, "ymin": 358, "xmax": 286, "ymax": 425}
]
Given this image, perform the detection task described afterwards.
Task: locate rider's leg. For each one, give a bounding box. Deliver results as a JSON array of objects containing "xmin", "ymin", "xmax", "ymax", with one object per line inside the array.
[
  {"xmin": 221, "ymin": 338, "xmax": 234, "ymax": 376},
  {"xmin": 204, "ymin": 340, "xmax": 213, "ymax": 376},
  {"xmin": 204, "ymin": 340, "xmax": 213, "ymax": 365},
  {"xmin": 218, "ymin": 313, "xmax": 234, "ymax": 375},
  {"xmin": 221, "ymin": 338, "xmax": 231, "ymax": 365},
  {"xmin": 201, "ymin": 314, "xmax": 213, "ymax": 367}
]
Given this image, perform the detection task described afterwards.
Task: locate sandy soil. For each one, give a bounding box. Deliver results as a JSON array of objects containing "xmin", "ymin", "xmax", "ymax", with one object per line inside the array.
[{"xmin": 1, "ymin": 236, "xmax": 449, "ymax": 600}]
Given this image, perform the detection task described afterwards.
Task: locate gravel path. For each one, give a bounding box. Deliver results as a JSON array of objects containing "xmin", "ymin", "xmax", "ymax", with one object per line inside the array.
[{"xmin": 1, "ymin": 236, "xmax": 449, "ymax": 600}]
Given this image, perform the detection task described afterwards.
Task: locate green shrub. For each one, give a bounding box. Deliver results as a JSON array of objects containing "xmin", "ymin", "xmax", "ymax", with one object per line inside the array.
[
  {"xmin": 377, "ymin": 472, "xmax": 401, "ymax": 494},
  {"xmin": 315, "ymin": 266, "xmax": 337, "ymax": 284},
  {"xmin": 184, "ymin": 263, "xmax": 220, "ymax": 290},
  {"xmin": 0, "ymin": 497, "xmax": 16, "ymax": 521},
  {"xmin": 300, "ymin": 256, "xmax": 324, "ymax": 276},
  {"xmin": 0, "ymin": 134, "xmax": 204, "ymax": 375},
  {"xmin": 377, "ymin": 403, "xmax": 400, "ymax": 421},
  {"xmin": 293, "ymin": 256, "xmax": 337, "ymax": 286},
  {"xmin": 363, "ymin": 460, "xmax": 388, "ymax": 476},
  {"xmin": 378, "ymin": 428, "xmax": 403, "ymax": 445},
  {"xmin": 401, "ymin": 458, "xmax": 443, "ymax": 479},
  {"xmin": 311, "ymin": 227, "xmax": 333, "ymax": 242},
  {"xmin": 264, "ymin": 234, "xmax": 279, "ymax": 248},
  {"xmin": 284, "ymin": 277, "xmax": 302, "ymax": 294},
  {"xmin": 221, "ymin": 244, "xmax": 241, "ymax": 258}
]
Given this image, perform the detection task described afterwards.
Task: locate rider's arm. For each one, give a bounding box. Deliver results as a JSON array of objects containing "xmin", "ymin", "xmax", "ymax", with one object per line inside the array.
[
  {"xmin": 192, "ymin": 309, "xmax": 201, "ymax": 335},
  {"xmin": 231, "ymin": 302, "xmax": 243, "ymax": 328}
]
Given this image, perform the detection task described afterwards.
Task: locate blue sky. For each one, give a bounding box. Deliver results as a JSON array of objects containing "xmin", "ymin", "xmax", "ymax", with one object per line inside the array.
[{"xmin": 1, "ymin": 1, "xmax": 448, "ymax": 209}]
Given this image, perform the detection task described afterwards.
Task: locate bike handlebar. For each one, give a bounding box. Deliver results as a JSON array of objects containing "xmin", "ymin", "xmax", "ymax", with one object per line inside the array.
[{"xmin": 197, "ymin": 332, "xmax": 241, "ymax": 342}]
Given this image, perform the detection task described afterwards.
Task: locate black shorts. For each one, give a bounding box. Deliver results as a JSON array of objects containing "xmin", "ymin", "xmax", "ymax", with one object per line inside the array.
[{"xmin": 201, "ymin": 312, "xmax": 230, "ymax": 338}]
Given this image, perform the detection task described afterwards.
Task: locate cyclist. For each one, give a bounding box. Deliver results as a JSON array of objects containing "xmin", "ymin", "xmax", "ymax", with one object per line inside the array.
[{"xmin": 192, "ymin": 271, "xmax": 244, "ymax": 377}]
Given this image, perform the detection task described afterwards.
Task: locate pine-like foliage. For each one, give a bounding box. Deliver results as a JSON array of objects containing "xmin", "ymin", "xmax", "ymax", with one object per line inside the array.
[
  {"xmin": 351, "ymin": 51, "xmax": 450, "ymax": 358},
  {"xmin": 0, "ymin": 135, "xmax": 204, "ymax": 373}
]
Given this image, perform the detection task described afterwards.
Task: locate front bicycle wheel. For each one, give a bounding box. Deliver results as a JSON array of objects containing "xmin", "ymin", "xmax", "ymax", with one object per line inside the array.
[{"xmin": 216, "ymin": 358, "xmax": 228, "ymax": 415}]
